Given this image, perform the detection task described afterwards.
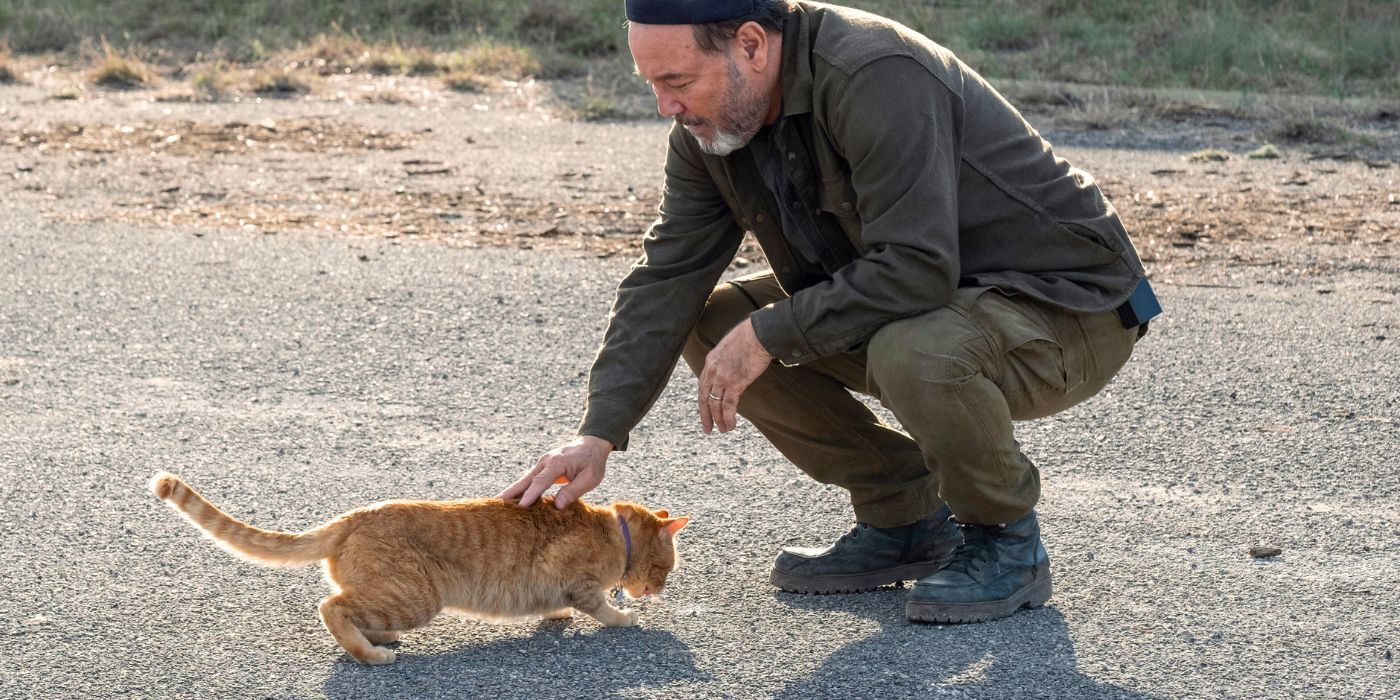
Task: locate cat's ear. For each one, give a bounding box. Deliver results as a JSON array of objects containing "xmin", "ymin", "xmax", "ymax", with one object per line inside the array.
[
  {"xmin": 655, "ymin": 509, "xmax": 669, "ymax": 518},
  {"xmin": 659, "ymin": 517, "xmax": 689, "ymax": 539}
]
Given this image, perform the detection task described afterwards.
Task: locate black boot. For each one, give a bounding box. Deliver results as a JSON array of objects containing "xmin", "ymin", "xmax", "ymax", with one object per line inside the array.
[
  {"xmin": 771, "ymin": 506, "xmax": 961, "ymax": 594},
  {"xmin": 906, "ymin": 510, "xmax": 1052, "ymax": 623}
]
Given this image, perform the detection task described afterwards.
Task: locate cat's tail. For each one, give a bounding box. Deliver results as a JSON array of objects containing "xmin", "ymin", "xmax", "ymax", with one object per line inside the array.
[{"xmin": 149, "ymin": 472, "xmax": 341, "ymax": 567}]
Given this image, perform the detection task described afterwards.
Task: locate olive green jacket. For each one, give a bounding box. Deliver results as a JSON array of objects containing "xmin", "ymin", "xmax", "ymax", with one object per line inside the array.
[{"xmin": 579, "ymin": 1, "xmax": 1145, "ymax": 449}]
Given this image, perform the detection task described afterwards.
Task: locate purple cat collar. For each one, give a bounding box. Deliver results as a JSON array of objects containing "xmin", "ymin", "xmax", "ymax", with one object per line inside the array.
[
  {"xmin": 618, "ymin": 513, "xmax": 633, "ymax": 576},
  {"xmin": 625, "ymin": 0, "xmax": 758, "ymax": 25}
]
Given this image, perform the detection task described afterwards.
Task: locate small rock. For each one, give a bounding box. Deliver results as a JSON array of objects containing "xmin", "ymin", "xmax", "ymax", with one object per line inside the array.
[{"xmin": 1249, "ymin": 546, "xmax": 1283, "ymax": 558}]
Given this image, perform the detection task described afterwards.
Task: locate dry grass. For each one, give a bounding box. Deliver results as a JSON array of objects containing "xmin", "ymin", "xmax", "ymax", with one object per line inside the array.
[
  {"xmin": 0, "ymin": 45, "xmax": 18, "ymax": 84},
  {"xmin": 284, "ymin": 32, "xmax": 371, "ymax": 74},
  {"xmin": 443, "ymin": 70, "xmax": 490, "ymax": 93},
  {"xmin": 365, "ymin": 44, "xmax": 441, "ymax": 76},
  {"xmin": 1187, "ymin": 148, "xmax": 1232, "ymax": 162},
  {"xmin": 443, "ymin": 41, "xmax": 540, "ymax": 81},
  {"xmin": 88, "ymin": 39, "xmax": 152, "ymax": 89},
  {"xmin": 250, "ymin": 69, "xmax": 308, "ymax": 96},
  {"xmin": 1267, "ymin": 118, "xmax": 1371, "ymax": 145}
]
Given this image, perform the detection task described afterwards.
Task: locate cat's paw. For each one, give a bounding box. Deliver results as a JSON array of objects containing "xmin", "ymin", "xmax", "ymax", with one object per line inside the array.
[
  {"xmin": 621, "ymin": 609, "xmax": 640, "ymax": 627},
  {"xmin": 360, "ymin": 647, "xmax": 397, "ymax": 665}
]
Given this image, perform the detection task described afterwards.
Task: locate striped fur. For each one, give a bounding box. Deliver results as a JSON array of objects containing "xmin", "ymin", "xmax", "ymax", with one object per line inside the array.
[{"xmin": 149, "ymin": 471, "xmax": 688, "ymax": 665}]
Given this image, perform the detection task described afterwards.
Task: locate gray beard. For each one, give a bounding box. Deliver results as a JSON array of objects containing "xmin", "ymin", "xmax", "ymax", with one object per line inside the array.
[
  {"xmin": 687, "ymin": 58, "xmax": 768, "ymax": 157},
  {"xmin": 694, "ymin": 128, "xmax": 750, "ymax": 156}
]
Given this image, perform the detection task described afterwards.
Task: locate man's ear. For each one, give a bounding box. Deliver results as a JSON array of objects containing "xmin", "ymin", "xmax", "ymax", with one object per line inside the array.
[{"xmin": 734, "ymin": 21, "xmax": 769, "ymax": 69}]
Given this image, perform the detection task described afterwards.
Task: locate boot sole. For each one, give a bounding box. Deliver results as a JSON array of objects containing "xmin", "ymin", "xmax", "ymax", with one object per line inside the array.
[
  {"xmin": 905, "ymin": 573, "xmax": 1053, "ymax": 624},
  {"xmin": 771, "ymin": 560, "xmax": 947, "ymax": 594}
]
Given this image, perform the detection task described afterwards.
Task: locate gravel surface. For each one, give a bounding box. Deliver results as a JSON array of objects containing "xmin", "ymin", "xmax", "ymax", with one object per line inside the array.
[
  {"xmin": 0, "ymin": 73, "xmax": 1396, "ymax": 699},
  {"xmin": 1, "ymin": 205, "xmax": 1395, "ymax": 699}
]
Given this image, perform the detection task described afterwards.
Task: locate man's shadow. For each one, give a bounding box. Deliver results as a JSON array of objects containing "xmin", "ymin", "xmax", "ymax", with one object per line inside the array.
[
  {"xmin": 772, "ymin": 588, "xmax": 1163, "ymax": 699},
  {"xmin": 322, "ymin": 617, "xmax": 706, "ymax": 698}
]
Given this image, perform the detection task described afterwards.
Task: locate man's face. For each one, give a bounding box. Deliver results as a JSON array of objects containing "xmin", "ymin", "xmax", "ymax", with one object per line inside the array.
[{"xmin": 629, "ymin": 23, "xmax": 770, "ymax": 156}]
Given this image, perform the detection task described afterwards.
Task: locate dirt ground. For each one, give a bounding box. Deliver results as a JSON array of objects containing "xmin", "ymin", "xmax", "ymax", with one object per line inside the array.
[{"xmin": 1, "ymin": 68, "xmax": 1396, "ymax": 276}]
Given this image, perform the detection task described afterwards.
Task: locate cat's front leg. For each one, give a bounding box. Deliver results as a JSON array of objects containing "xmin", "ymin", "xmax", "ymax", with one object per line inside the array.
[{"xmin": 566, "ymin": 585, "xmax": 639, "ymax": 628}]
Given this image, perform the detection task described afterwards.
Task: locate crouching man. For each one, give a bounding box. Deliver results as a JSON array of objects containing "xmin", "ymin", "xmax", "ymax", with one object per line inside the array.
[{"xmin": 503, "ymin": 0, "xmax": 1159, "ymax": 624}]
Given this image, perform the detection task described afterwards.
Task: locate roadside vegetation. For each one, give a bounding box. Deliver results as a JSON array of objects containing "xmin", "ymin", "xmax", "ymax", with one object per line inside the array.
[
  {"xmin": 0, "ymin": 0, "xmax": 1395, "ymax": 100},
  {"xmin": 1, "ymin": 0, "xmax": 1396, "ymax": 98},
  {"xmin": 0, "ymin": 46, "xmax": 15, "ymax": 84}
]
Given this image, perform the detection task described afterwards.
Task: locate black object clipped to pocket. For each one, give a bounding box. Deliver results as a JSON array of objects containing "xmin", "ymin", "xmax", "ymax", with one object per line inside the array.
[{"xmin": 1117, "ymin": 277, "xmax": 1163, "ymax": 329}]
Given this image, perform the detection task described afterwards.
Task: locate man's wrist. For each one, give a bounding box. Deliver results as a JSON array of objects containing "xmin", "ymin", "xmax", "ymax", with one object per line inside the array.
[{"xmin": 578, "ymin": 434, "xmax": 615, "ymax": 454}]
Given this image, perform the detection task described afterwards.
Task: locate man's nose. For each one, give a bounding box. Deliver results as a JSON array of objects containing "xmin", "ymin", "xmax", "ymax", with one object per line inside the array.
[{"xmin": 652, "ymin": 87, "xmax": 683, "ymax": 118}]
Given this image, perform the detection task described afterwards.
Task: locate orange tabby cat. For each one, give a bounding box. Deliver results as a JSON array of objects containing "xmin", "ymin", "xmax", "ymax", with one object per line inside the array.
[{"xmin": 149, "ymin": 472, "xmax": 687, "ymax": 665}]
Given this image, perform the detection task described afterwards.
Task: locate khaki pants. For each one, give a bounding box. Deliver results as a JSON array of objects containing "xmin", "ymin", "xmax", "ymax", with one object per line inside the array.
[{"xmin": 681, "ymin": 271, "xmax": 1140, "ymax": 527}]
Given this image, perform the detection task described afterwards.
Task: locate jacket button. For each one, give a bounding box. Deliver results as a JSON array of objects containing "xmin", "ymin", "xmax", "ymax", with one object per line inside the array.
[
  {"xmin": 756, "ymin": 214, "xmax": 765, "ymax": 223},
  {"xmin": 841, "ymin": 202, "xmax": 853, "ymax": 212}
]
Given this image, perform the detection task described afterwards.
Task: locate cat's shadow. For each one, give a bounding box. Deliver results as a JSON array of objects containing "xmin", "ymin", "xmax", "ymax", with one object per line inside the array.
[
  {"xmin": 322, "ymin": 617, "xmax": 706, "ymax": 697},
  {"xmin": 771, "ymin": 588, "xmax": 1165, "ymax": 699}
]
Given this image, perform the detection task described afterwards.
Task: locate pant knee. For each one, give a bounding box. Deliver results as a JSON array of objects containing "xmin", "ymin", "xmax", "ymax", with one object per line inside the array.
[{"xmin": 867, "ymin": 311, "xmax": 985, "ymax": 394}]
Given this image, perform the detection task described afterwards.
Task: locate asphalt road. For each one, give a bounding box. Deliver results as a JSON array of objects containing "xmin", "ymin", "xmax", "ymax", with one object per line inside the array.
[{"xmin": 1, "ymin": 209, "xmax": 1395, "ymax": 699}]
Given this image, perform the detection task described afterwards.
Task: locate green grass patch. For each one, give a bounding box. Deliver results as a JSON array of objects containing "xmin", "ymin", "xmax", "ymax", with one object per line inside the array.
[
  {"xmin": 1187, "ymin": 148, "xmax": 1232, "ymax": 162},
  {"xmin": 364, "ymin": 43, "xmax": 442, "ymax": 76},
  {"xmin": 189, "ymin": 60, "xmax": 232, "ymax": 97},
  {"xmin": 442, "ymin": 41, "xmax": 540, "ymax": 81},
  {"xmin": 1246, "ymin": 143, "xmax": 1282, "ymax": 159}
]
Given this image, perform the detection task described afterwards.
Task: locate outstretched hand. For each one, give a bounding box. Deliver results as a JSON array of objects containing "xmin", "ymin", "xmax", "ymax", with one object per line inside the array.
[
  {"xmin": 699, "ymin": 318, "xmax": 774, "ymax": 434},
  {"xmin": 499, "ymin": 435, "xmax": 612, "ymax": 508}
]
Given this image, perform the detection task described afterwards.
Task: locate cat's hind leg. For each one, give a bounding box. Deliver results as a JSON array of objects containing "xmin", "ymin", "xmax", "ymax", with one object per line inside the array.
[
  {"xmin": 542, "ymin": 608, "xmax": 574, "ymax": 620},
  {"xmin": 320, "ymin": 595, "xmax": 396, "ymax": 665},
  {"xmin": 566, "ymin": 584, "xmax": 638, "ymax": 628},
  {"xmin": 362, "ymin": 630, "xmax": 402, "ymax": 645}
]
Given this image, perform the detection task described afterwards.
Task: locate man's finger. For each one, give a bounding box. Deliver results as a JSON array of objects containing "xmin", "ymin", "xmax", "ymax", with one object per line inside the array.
[
  {"xmin": 496, "ymin": 470, "xmax": 535, "ymax": 502},
  {"xmin": 554, "ymin": 470, "xmax": 602, "ymax": 509},
  {"xmin": 519, "ymin": 463, "xmax": 564, "ymax": 506},
  {"xmin": 719, "ymin": 391, "xmax": 740, "ymax": 432},
  {"xmin": 699, "ymin": 382, "xmax": 716, "ymax": 434}
]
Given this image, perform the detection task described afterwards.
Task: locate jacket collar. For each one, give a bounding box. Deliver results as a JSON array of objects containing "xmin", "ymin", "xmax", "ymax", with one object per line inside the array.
[{"xmin": 778, "ymin": 3, "xmax": 816, "ymax": 118}]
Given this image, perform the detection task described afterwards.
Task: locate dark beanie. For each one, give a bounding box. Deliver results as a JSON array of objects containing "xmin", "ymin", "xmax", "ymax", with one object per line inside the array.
[{"xmin": 625, "ymin": 0, "xmax": 758, "ymax": 24}]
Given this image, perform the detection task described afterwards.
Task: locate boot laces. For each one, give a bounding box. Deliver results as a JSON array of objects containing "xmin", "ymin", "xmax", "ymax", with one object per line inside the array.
[{"xmin": 943, "ymin": 522, "xmax": 997, "ymax": 575}]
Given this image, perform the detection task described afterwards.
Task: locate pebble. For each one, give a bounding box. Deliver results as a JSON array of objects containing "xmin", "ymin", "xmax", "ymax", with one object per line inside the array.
[{"xmin": 1249, "ymin": 546, "xmax": 1283, "ymax": 558}]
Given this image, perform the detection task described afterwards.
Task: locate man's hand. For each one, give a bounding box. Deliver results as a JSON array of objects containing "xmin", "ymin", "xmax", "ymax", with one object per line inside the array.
[
  {"xmin": 699, "ymin": 318, "xmax": 774, "ymax": 434},
  {"xmin": 499, "ymin": 436, "xmax": 612, "ymax": 508}
]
